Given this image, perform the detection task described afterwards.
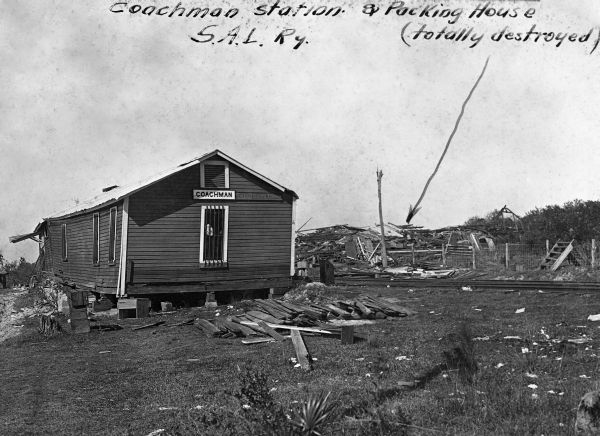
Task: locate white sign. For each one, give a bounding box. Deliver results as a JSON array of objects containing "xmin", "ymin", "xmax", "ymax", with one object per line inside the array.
[{"xmin": 193, "ymin": 190, "xmax": 235, "ymax": 200}]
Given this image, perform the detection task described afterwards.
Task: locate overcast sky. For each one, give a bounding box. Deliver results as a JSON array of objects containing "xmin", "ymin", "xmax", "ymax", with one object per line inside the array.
[{"xmin": 2, "ymin": 1, "xmax": 600, "ymax": 261}]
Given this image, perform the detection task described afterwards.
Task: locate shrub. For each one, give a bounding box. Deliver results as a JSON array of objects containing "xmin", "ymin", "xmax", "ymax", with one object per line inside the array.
[
  {"xmin": 292, "ymin": 391, "xmax": 336, "ymax": 436},
  {"xmin": 234, "ymin": 368, "xmax": 294, "ymax": 435}
]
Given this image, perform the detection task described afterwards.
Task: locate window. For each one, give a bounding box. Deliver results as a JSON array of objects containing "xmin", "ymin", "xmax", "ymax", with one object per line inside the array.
[
  {"xmin": 201, "ymin": 161, "xmax": 229, "ymax": 188},
  {"xmin": 61, "ymin": 224, "xmax": 68, "ymax": 261},
  {"xmin": 200, "ymin": 205, "xmax": 229, "ymax": 267},
  {"xmin": 109, "ymin": 207, "xmax": 117, "ymax": 263},
  {"xmin": 92, "ymin": 213, "xmax": 100, "ymax": 265}
]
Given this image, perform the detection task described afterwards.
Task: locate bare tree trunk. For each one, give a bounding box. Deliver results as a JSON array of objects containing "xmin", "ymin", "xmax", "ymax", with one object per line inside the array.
[{"xmin": 376, "ymin": 169, "xmax": 388, "ymax": 269}]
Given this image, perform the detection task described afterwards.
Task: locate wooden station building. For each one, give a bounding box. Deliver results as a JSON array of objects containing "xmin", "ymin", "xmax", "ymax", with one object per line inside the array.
[{"xmin": 11, "ymin": 150, "xmax": 298, "ymax": 298}]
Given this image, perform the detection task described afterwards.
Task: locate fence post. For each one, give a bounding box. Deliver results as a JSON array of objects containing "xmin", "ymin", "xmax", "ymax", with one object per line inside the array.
[
  {"xmin": 472, "ymin": 247, "xmax": 476, "ymax": 269},
  {"xmin": 442, "ymin": 244, "xmax": 446, "ymax": 267},
  {"xmin": 546, "ymin": 239, "xmax": 550, "ymax": 256},
  {"xmin": 411, "ymin": 244, "xmax": 415, "ymax": 265},
  {"xmin": 505, "ymin": 243, "xmax": 509, "ymax": 269},
  {"xmin": 592, "ymin": 239, "xmax": 596, "ymax": 268}
]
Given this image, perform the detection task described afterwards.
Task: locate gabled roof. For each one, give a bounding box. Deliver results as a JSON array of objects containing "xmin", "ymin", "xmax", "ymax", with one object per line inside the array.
[{"xmin": 45, "ymin": 149, "xmax": 298, "ymax": 220}]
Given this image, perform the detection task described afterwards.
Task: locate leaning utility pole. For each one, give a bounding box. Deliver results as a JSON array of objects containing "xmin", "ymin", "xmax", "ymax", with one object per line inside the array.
[{"xmin": 376, "ymin": 169, "xmax": 388, "ymax": 268}]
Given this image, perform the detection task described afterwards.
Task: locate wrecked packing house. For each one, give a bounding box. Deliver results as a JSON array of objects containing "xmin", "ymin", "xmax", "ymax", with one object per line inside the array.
[
  {"xmin": 295, "ymin": 223, "xmax": 497, "ymax": 277},
  {"xmin": 10, "ymin": 150, "xmax": 298, "ymax": 300}
]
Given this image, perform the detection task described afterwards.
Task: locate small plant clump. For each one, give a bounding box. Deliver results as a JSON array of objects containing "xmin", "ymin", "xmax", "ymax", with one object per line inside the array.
[
  {"xmin": 234, "ymin": 368, "xmax": 336, "ymax": 436},
  {"xmin": 234, "ymin": 368, "xmax": 293, "ymax": 435}
]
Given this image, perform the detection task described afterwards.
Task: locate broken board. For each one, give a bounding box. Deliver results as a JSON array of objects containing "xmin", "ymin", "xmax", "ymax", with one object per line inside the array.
[{"xmin": 290, "ymin": 330, "xmax": 312, "ymax": 371}]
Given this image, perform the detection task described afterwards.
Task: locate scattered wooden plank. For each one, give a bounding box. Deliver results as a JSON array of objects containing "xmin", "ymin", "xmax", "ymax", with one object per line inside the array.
[
  {"xmin": 335, "ymin": 301, "xmax": 354, "ymax": 311},
  {"xmin": 165, "ymin": 319, "xmax": 195, "ymax": 327},
  {"xmin": 242, "ymin": 337, "xmax": 275, "ymax": 345},
  {"xmin": 196, "ymin": 319, "xmax": 222, "ymax": 337},
  {"xmin": 246, "ymin": 310, "xmax": 286, "ymax": 325},
  {"xmin": 292, "ymin": 304, "xmax": 326, "ymax": 320},
  {"xmin": 333, "ymin": 301, "xmax": 361, "ymax": 319},
  {"xmin": 239, "ymin": 321, "xmax": 337, "ymax": 335},
  {"xmin": 132, "ymin": 320, "xmax": 165, "ymax": 331},
  {"xmin": 260, "ymin": 299, "xmax": 296, "ymax": 316},
  {"xmin": 325, "ymin": 304, "xmax": 353, "ymax": 319},
  {"xmin": 276, "ymin": 300, "xmax": 302, "ymax": 312},
  {"xmin": 290, "ymin": 330, "xmax": 312, "ymax": 370},
  {"xmin": 360, "ymin": 298, "xmax": 397, "ymax": 315},
  {"xmin": 217, "ymin": 319, "xmax": 259, "ymax": 337},
  {"xmin": 231, "ymin": 321, "xmax": 260, "ymax": 337},
  {"xmin": 253, "ymin": 300, "xmax": 291, "ymax": 320},
  {"xmin": 214, "ymin": 319, "xmax": 244, "ymax": 336},
  {"xmin": 309, "ymin": 303, "xmax": 331, "ymax": 313},
  {"xmin": 355, "ymin": 301, "xmax": 373, "ymax": 317},
  {"xmin": 371, "ymin": 297, "xmax": 417, "ymax": 316},
  {"xmin": 270, "ymin": 299, "xmax": 301, "ymax": 315},
  {"xmin": 257, "ymin": 321, "xmax": 286, "ymax": 342},
  {"xmin": 228, "ymin": 316, "xmax": 267, "ymax": 334}
]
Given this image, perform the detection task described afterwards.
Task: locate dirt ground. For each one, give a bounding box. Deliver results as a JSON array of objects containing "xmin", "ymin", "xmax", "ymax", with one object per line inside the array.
[{"xmin": 2, "ymin": 284, "xmax": 600, "ymax": 435}]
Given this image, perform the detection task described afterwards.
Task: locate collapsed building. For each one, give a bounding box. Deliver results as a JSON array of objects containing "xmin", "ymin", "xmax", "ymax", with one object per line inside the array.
[{"xmin": 295, "ymin": 223, "xmax": 498, "ymax": 277}]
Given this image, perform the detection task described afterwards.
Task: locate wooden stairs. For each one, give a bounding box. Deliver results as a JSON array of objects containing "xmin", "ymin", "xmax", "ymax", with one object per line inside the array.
[{"xmin": 540, "ymin": 240, "xmax": 574, "ymax": 271}]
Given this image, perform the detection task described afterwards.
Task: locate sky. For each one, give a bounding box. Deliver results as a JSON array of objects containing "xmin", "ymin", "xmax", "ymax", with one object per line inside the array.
[{"xmin": 2, "ymin": 0, "xmax": 600, "ymax": 261}]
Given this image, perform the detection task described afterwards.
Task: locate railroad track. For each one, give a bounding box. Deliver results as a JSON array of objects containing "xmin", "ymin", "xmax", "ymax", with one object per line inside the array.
[{"xmin": 336, "ymin": 277, "xmax": 600, "ymax": 291}]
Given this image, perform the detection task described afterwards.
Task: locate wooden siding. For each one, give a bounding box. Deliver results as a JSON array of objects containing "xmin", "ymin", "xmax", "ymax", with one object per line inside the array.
[
  {"xmin": 127, "ymin": 160, "xmax": 294, "ymax": 285},
  {"xmin": 46, "ymin": 202, "xmax": 122, "ymax": 291}
]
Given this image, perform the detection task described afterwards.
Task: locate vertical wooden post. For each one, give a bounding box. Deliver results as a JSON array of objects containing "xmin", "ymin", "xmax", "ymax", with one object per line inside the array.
[
  {"xmin": 376, "ymin": 169, "xmax": 388, "ymax": 269},
  {"xmin": 341, "ymin": 325, "xmax": 355, "ymax": 345},
  {"xmin": 205, "ymin": 291, "xmax": 217, "ymax": 308},
  {"xmin": 546, "ymin": 239, "xmax": 550, "ymax": 256},
  {"xmin": 117, "ymin": 197, "xmax": 130, "ymax": 298},
  {"xmin": 472, "ymin": 247, "xmax": 476, "ymax": 269},
  {"xmin": 442, "ymin": 244, "xmax": 446, "ymax": 267},
  {"xmin": 411, "ymin": 244, "xmax": 415, "ymax": 265},
  {"xmin": 592, "ymin": 239, "xmax": 596, "ymax": 268},
  {"xmin": 319, "ymin": 259, "xmax": 335, "ymax": 285},
  {"xmin": 505, "ymin": 243, "xmax": 509, "ymax": 269}
]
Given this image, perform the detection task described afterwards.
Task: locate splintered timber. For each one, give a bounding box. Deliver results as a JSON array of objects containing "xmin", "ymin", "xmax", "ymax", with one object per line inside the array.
[{"xmin": 109, "ymin": 1, "xmax": 344, "ymax": 18}]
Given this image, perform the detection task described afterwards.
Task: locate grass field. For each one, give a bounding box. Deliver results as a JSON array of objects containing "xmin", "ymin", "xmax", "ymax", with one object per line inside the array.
[{"xmin": 1, "ymin": 285, "xmax": 599, "ymax": 435}]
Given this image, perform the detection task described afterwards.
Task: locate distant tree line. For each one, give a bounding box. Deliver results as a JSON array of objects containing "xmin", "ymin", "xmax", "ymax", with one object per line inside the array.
[
  {"xmin": 0, "ymin": 253, "xmax": 36, "ymax": 287},
  {"xmin": 464, "ymin": 200, "xmax": 600, "ymax": 244}
]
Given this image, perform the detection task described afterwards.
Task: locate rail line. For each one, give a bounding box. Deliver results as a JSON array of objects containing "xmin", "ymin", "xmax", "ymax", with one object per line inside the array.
[{"xmin": 336, "ymin": 277, "xmax": 600, "ymax": 292}]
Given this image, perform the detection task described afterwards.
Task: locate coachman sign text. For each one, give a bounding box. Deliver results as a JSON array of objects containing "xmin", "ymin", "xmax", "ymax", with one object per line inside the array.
[{"xmin": 193, "ymin": 190, "xmax": 236, "ymax": 200}]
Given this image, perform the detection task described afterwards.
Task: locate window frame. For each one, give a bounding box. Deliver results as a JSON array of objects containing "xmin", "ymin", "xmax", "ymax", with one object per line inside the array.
[
  {"xmin": 199, "ymin": 205, "xmax": 229, "ymax": 267},
  {"xmin": 61, "ymin": 223, "xmax": 68, "ymax": 261},
  {"xmin": 108, "ymin": 206, "xmax": 117, "ymax": 264},
  {"xmin": 92, "ymin": 213, "xmax": 100, "ymax": 266},
  {"xmin": 200, "ymin": 160, "xmax": 229, "ymax": 189}
]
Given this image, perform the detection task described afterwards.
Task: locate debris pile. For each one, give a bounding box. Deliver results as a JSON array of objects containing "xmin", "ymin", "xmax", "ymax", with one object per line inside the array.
[
  {"xmin": 195, "ymin": 293, "xmax": 416, "ymax": 343},
  {"xmin": 295, "ymin": 223, "xmax": 497, "ymax": 277}
]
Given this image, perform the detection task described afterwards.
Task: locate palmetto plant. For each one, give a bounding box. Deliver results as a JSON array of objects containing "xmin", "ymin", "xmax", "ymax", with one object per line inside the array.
[{"xmin": 292, "ymin": 391, "xmax": 336, "ymax": 436}]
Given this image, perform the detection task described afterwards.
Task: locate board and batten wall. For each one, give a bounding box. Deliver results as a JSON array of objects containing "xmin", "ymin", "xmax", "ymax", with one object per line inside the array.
[
  {"xmin": 126, "ymin": 159, "xmax": 294, "ymax": 285},
  {"xmin": 46, "ymin": 202, "xmax": 123, "ymax": 291}
]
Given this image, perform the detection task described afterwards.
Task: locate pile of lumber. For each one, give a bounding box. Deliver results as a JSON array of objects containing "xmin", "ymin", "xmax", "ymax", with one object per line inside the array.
[{"xmin": 195, "ymin": 296, "xmax": 416, "ymax": 343}]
